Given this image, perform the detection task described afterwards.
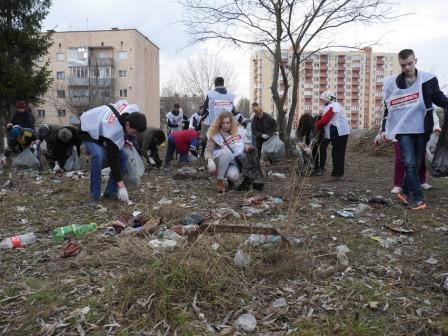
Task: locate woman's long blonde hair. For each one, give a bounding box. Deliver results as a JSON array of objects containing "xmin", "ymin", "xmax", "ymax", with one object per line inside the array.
[{"xmin": 207, "ymin": 112, "xmax": 240, "ymax": 138}]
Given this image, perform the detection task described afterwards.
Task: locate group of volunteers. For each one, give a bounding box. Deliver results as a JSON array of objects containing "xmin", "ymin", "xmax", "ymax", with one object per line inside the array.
[
  {"xmin": 294, "ymin": 48, "xmax": 448, "ymax": 211},
  {"xmin": 1, "ymin": 48, "xmax": 446, "ymax": 210}
]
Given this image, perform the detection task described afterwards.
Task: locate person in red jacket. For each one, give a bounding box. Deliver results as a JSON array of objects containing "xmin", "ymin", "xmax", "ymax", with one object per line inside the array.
[{"xmin": 164, "ymin": 129, "xmax": 200, "ymax": 167}]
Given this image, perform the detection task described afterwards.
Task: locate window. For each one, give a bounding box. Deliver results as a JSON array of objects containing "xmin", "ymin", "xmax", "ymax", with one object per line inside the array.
[
  {"xmin": 119, "ymin": 89, "xmax": 127, "ymax": 97},
  {"xmin": 118, "ymin": 70, "xmax": 127, "ymax": 78},
  {"xmin": 56, "ymin": 53, "xmax": 65, "ymax": 61},
  {"xmin": 68, "ymin": 48, "xmax": 88, "ymax": 62},
  {"xmin": 118, "ymin": 51, "xmax": 128, "ymax": 60},
  {"xmin": 36, "ymin": 56, "xmax": 44, "ymax": 62},
  {"xmin": 96, "ymin": 51, "xmax": 107, "ymax": 59},
  {"xmin": 37, "ymin": 109, "xmax": 45, "ymax": 117},
  {"xmin": 56, "ymin": 71, "xmax": 65, "ymax": 80},
  {"xmin": 98, "ymin": 66, "xmax": 111, "ymax": 78},
  {"xmin": 57, "ymin": 109, "xmax": 66, "ymax": 117},
  {"xmin": 57, "ymin": 90, "xmax": 65, "ymax": 98},
  {"xmin": 69, "ymin": 67, "xmax": 88, "ymax": 78}
]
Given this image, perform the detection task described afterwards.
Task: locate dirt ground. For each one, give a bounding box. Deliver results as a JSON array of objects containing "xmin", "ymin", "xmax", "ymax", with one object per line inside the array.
[{"xmin": 1, "ymin": 138, "xmax": 448, "ymax": 336}]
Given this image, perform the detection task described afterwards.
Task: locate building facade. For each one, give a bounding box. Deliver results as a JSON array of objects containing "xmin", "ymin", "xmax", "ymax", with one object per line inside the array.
[
  {"xmin": 34, "ymin": 28, "xmax": 160, "ymax": 127},
  {"xmin": 250, "ymin": 47, "xmax": 400, "ymax": 130}
]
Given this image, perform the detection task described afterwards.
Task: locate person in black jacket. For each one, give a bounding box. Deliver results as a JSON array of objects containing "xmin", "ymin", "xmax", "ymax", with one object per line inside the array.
[
  {"xmin": 137, "ymin": 127, "xmax": 166, "ymax": 168},
  {"xmin": 6, "ymin": 101, "xmax": 35, "ymax": 130},
  {"xmin": 251, "ymin": 103, "xmax": 277, "ymax": 159},
  {"xmin": 42, "ymin": 126, "xmax": 81, "ymax": 171},
  {"xmin": 380, "ymin": 49, "xmax": 448, "ymax": 210}
]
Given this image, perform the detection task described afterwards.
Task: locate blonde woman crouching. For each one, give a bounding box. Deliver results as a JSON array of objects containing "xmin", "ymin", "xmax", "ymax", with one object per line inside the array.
[{"xmin": 205, "ymin": 112, "xmax": 251, "ymax": 193}]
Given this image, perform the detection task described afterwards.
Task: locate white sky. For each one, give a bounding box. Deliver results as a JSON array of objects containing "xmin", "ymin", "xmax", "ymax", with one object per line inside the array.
[{"xmin": 43, "ymin": 0, "xmax": 448, "ymax": 98}]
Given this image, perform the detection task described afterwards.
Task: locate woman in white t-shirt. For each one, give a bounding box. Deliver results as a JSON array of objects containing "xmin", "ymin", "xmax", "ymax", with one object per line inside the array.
[
  {"xmin": 204, "ymin": 112, "xmax": 250, "ymax": 192},
  {"xmin": 315, "ymin": 91, "xmax": 350, "ymax": 179}
]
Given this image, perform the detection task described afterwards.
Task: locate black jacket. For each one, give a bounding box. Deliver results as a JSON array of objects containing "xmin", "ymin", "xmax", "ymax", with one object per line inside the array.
[
  {"xmin": 382, "ymin": 70, "xmax": 448, "ymax": 138},
  {"xmin": 251, "ymin": 113, "xmax": 277, "ymax": 140},
  {"xmin": 53, "ymin": 126, "xmax": 82, "ymax": 166},
  {"xmin": 10, "ymin": 109, "xmax": 35, "ymax": 129}
]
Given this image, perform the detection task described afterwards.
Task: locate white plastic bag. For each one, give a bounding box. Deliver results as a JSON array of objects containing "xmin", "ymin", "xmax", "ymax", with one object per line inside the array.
[
  {"xmin": 261, "ymin": 134, "xmax": 285, "ymax": 162},
  {"xmin": 123, "ymin": 146, "xmax": 145, "ymax": 185},
  {"xmin": 13, "ymin": 148, "xmax": 40, "ymax": 169},
  {"xmin": 64, "ymin": 148, "xmax": 81, "ymax": 171}
]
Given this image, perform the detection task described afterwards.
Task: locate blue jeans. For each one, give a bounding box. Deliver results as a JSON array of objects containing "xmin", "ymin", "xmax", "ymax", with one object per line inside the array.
[
  {"xmin": 397, "ymin": 134, "xmax": 426, "ymax": 202},
  {"xmin": 83, "ymin": 141, "xmax": 128, "ymax": 200},
  {"xmin": 164, "ymin": 135, "xmax": 188, "ymax": 166}
]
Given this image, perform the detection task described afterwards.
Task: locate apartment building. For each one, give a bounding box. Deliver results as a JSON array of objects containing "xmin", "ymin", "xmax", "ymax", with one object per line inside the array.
[
  {"xmin": 34, "ymin": 28, "xmax": 160, "ymax": 127},
  {"xmin": 250, "ymin": 47, "xmax": 400, "ymax": 130}
]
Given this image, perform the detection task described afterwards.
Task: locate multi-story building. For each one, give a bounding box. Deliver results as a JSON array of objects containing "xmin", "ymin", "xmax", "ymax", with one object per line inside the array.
[
  {"xmin": 34, "ymin": 28, "xmax": 160, "ymax": 127},
  {"xmin": 250, "ymin": 47, "xmax": 400, "ymax": 130}
]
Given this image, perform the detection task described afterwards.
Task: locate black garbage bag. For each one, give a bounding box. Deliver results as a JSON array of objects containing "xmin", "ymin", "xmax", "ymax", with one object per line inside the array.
[
  {"xmin": 431, "ymin": 115, "xmax": 448, "ymax": 177},
  {"xmin": 237, "ymin": 149, "xmax": 263, "ymax": 182}
]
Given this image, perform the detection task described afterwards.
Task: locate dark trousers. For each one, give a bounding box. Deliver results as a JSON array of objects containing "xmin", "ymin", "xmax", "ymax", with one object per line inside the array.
[
  {"xmin": 396, "ymin": 134, "xmax": 426, "ymax": 202},
  {"xmin": 318, "ymin": 135, "xmax": 348, "ymax": 177}
]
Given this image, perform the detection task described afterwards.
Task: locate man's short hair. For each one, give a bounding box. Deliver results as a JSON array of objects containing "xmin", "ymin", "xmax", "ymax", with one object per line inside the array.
[
  {"xmin": 398, "ymin": 49, "xmax": 415, "ymax": 60},
  {"xmin": 252, "ymin": 102, "xmax": 259, "ymax": 107},
  {"xmin": 214, "ymin": 77, "xmax": 224, "ymax": 86},
  {"xmin": 125, "ymin": 112, "xmax": 147, "ymax": 133},
  {"xmin": 173, "ymin": 103, "xmax": 180, "ymax": 109}
]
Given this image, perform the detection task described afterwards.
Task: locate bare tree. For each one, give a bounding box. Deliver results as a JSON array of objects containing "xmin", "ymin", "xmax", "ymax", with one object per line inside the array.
[
  {"xmin": 236, "ymin": 97, "xmax": 251, "ymax": 117},
  {"xmin": 178, "ymin": 0, "xmax": 401, "ymax": 144},
  {"xmin": 164, "ymin": 52, "xmax": 237, "ymax": 100}
]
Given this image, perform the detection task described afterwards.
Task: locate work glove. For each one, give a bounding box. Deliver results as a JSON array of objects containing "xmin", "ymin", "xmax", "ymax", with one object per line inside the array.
[
  {"xmin": 374, "ymin": 133, "xmax": 382, "ymax": 145},
  {"xmin": 207, "ymin": 158, "xmax": 216, "ymax": 173},
  {"xmin": 53, "ymin": 161, "xmax": 62, "ymax": 173},
  {"xmin": 0, "ymin": 155, "xmax": 6, "ymax": 167},
  {"xmin": 261, "ymin": 134, "xmax": 269, "ymax": 140},
  {"xmin": 118, "ymin": 187, "xmax": 129, "ymax": 203}
]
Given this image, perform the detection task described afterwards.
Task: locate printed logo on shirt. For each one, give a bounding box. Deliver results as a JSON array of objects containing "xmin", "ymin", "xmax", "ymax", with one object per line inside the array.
[
  {"xmin": 116, "ymin": 103, "xmax": 128, "ymax": 113},
  {"xmin": 224, "ymin": 135, "xmax": 242, "ymax": 146},
  {"xmin": 214, "ymin": 100, "xmax": 233, "ymax": 110},
  {"xmin": 107, "ymin": 111, "xmax": 116, "ymax": 124},
  {"xmin": 389, "ymin": 92, "xmax": 419, "ymax": 109}
]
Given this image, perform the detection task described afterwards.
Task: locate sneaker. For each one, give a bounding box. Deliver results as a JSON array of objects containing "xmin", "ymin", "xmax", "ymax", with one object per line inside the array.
[
  {"xmin": 408, "ymin": 200, "xmax": 427, "ymax": 210},
  {"xmin": 313, "ymin": 169, "xmax": 324, "ymax": 177},
  {"xmin": 86, "ymin": 198, "xmax": 100, "ymax": 207},
  {"xmin": 420, "ymin": 183, "xmax": 433, "ymax": 190},
  {"xmin": 397, "ymin": 193, "xmax": 409, "ymax": 205},
  {"xmin": 390, "ymin": 186, "xmax": 402, "ymax": 194}
]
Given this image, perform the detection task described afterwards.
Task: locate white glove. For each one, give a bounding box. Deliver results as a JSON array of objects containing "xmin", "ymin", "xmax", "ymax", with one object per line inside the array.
[
  {"xmin": 207, "ymin": 158, "xmax": 216, "ymax": 173},
  {"xmin": 118, "ymin": 187, "xmax": 129, "ymax": 203},
  {"xmin": 53, "ymin": 162, "xmax": 62, "ymax": 173},
  {"xmin": 261, "ymin": 134, "xmax": 269, "ymax": 140},
  {"xmin": 0, "ymin": 156, "xmax": 6, "ymax": 167},
  {"xmin": 374, "ymin": 133, "xmax": 382, "ymax": 145}
]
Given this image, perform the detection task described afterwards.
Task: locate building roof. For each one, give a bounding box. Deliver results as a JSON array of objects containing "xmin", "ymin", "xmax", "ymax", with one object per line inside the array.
[{"xmin": 47, "ymin": 28, "xmax": 159, "ymax": 50}]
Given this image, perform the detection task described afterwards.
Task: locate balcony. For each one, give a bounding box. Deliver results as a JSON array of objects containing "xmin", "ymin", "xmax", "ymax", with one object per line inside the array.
[
  {"xmin": 68, "ymin": 77, "xmax": 113, "ymax": 87},
  {"xmin": 91, "ymin": 58, "xmax": 114, "ymax": 67},
  {"xmin": 68, "ymin": 97, "xmax": 89, "ymax": 106},
  {"xmin": 90, "ymin": 78, "xmax": 113, "ymax": 86},
  {"xmin": 68, "ymin": 77, "xmax": 89, "ymax": 86}
]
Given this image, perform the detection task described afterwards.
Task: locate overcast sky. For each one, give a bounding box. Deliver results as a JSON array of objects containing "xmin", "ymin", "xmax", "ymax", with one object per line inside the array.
[{"xmin": 43, "ymin": 0, "xmax": 448, "ymax": 99}]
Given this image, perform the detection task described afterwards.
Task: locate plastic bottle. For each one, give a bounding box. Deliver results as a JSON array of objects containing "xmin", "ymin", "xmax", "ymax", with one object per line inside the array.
[
  {"xmin": 0, "ymin": 233, "xmax": 37, "ymax": 249},
  {"xmin": 52, "ymin": 223, "xmax": 97, "ymax": 241}
]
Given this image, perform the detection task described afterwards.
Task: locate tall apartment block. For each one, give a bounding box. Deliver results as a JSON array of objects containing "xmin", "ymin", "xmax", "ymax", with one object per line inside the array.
[
  {"xmin": 250, "ymin": 47, "xmax": 400, "ymax": 130},
  {"xmin": 34, "ymin": 28, "xmax": 160, "ymax": 127}
]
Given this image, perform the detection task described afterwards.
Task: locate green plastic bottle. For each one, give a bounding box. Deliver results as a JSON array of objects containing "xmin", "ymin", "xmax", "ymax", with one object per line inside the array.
[{"xmin": 52, "ymin": 223, "xmax": 97, "ymax": 241}]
